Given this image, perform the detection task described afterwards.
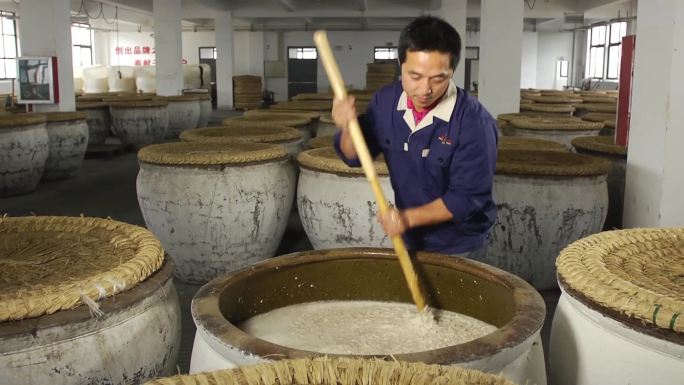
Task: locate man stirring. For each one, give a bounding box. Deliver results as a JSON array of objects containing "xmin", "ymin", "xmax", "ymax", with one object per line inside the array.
[{"xmin": 332, "ymin": 16, "xmax": 498, "ymax": 256}]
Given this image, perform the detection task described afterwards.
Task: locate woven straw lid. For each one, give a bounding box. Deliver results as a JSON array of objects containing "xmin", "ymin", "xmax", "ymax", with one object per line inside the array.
[
  {"xmin": 109, "ymin": 100, "xmax": 169, "ymax": 109},
  {"xmin": 0, "ymin": 114, "xmax": 46, "ymax": 128},
  {"xmin": 223, "ymin": 114, "xmax": 311, "ymax": 128},
  {"xmin": 498, "ymin": 112, "xmax": 582, "ymax": 123},
  {"xmin": 499, "ymin": 137, "xmax": 567, "ymax": 152},
  {"xmin": 76, "ymin": 101, "xmax": 109, "ymax": 110},
  {"xmin": 540, "ymin": 90, "xmax": 576, "ymax": 96},
  {"xmin": 556, "ymin": 228, "xmax": 684, "ymax": 334},
  {"xmin": 497, "ymin": 149, "xmax": 611, "ymax": 176},
  {"xmin": 292, "ymin": 93, "xmax": 333, "ymax": 101},
  {"xmin": 271, "ymin": 100, "xmax": 333, "ymax": 112},
  {"xmin": 102, "ymin": 95, "xmax": 154, "ymax": 102},
  {"xmin": 576, "ymin": 90, "xmax": 607, "ymax": 96},
  {"xmin": 138, "ymin": 141, "xmax": 287, "ymax": 166},
  {"xmin": 510, "ymin": 117, "xmax": 603, "ymax": 131},
  {"xmin": 76, "ymin": 95, "xmax": 104, "ymax": 102},
  {"xmin": 575, "ymin": 103, "xmax": 617, "ymax": 113},
  {"xmin": 308, "ymin": 135, "xmax": 335, "ymax": 149},
  {"xmin": 143, "ymin": 357, "xmax": 515, "ymax": 385},
  {"xmin": 320, "ymin": 114, "xmax": 334, "ymax": 124},
  {"xmin": 44, "ymin": 111, "xmax": 88, "ymax": 122},
  {"xmin": 520, "ymin": 103, "xmax": 575, "ymax": 113},
  {"xmin": 297, "ymin": 147, "xmax": 388, "ymax": 176},
  {"xmin": 526, "ymin": 95, "xmax": 583, "ymax": 104},
  {"xmin": 244, "ymin": 109, "xmax": 321, "ymax": 121},
  {"xmin": 581, "ymin": 95, "xmax": 617, "ymax": 104},
  {"xmin": 605, "ymin": 120, "xmax": 616, "ymax": 129},
  {"xmin": 581, "ymin": 112, "xmax": 616, "ymax": 123},
  {"xmin": 0, "ymin": 216, "xmax": 164, "ymax": 322},
  {"xmin": 180, "ymin": 125, "xmax": 302, "ymax": 144},
  {"xmin": 154, "ymin": 95, "xmax": 200, "ymax": 102},
  {"xmin": 571, "ymin": 135, "xmax": 627, "ymax": 157}
]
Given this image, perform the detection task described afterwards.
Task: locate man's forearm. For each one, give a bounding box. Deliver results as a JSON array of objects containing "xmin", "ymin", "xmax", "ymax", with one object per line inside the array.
[
  {"xmin": 339, "ymin": 129, "xmax": 358, "ymax": 160},
  {"xmin": 403, "ymin": 198, "xmax": 454, "ymax": 229}
]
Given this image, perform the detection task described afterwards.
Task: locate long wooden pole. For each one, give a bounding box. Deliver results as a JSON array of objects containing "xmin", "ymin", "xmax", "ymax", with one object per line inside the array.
[{"xmin": 313, "ymin": 30, "xmax": 427, "ymax": 312}]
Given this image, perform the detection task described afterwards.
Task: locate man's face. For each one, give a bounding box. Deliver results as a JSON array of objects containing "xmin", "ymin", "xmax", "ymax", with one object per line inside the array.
[{"xmin": 401, "ymin": 50, "xmax": 453, "ymax": 111}]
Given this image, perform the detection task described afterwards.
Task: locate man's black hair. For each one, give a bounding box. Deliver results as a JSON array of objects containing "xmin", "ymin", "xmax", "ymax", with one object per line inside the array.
[{"xmin": 398, "ymin": 16, "xmax": 462, "ymax": 70}]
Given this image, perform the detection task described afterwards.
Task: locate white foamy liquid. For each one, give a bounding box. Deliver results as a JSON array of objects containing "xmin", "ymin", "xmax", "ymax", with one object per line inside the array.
[{"xmin": 239, "ymin": 300, "xmax": 497, "ymax": 355}]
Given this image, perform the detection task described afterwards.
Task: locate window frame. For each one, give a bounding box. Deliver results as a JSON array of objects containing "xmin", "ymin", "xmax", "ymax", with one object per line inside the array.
[
  {"xmin": 288, "ymin": 47, "xmax": 317, "ymax": 60},
  {"xmin": 0, "ymin": 10, "xmax": 18, "ymax": 80},
  {"xmin": 373, "ymin": 46, "xmax": 398, "ymax": 61},
  {"xmin": 199, "ymin": 46, "xmax": 217, "ymax": 60},
  {"xmin": 71, "ymin": 23, "xmax": 94, "ymax": 68},
  {"xmin": 586, "ymin": 21, "xmax": 627, "ymax": 81},
  {"xmin": 606, "ymin": 22, "xmax": 627, "ymax": 80}
]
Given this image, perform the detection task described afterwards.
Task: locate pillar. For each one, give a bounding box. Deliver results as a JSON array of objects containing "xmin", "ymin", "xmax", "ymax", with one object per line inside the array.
[
  {"xmin": 440, "ymin": 0, "xmax": 468, "ymax": 88},
  {"xmin": 215, "ymin": 11, "xmax": 234, "ymax": 109},
  {"xmin": 154, "ymin": 0, "xmax": 183, "ymax": 95}
]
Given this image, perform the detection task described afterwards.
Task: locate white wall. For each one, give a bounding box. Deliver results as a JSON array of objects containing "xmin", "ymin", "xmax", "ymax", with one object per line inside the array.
[
  {"xmin": 521, "ymin": 32, "xmax": 538, "ymax": 89},
  {"xmin": 233, "ymin": 31, "xmax": 264, "ymax": 77},
  {"xmin": 182, "ymin": 31, "xmax": 215, "ymax": 64},
  {"xmin": 536, "ymin": 32, "xmax": 573, "ymax": 89},
  {"xmin": 91, "ymin": 29, "xmax": 263, "ymax": 89}
]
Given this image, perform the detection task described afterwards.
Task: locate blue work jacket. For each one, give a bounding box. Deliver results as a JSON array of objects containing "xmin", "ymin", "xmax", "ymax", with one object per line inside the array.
[{"xmin": 334, "ymin": 81, "xmax": 498, "ymax": 254}]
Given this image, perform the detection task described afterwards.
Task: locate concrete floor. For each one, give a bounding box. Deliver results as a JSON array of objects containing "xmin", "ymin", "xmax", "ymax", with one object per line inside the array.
[{"xmin": 0, "ymin": 109, "xmax": 560, "ymax": 377}]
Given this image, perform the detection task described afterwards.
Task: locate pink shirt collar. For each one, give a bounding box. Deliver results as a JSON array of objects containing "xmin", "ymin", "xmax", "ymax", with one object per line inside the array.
[{"xmin": 407, "ymin": 95, "xmax": 443, "ymax": 125}]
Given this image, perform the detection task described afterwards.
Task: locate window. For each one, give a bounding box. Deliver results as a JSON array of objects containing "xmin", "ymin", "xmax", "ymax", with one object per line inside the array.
[
  {"xmin": 288, "ymin": 47, "xmax": 317, "ymax": 59},
  {"xmin": 374, "ymin": 47, "xmax": 397, "ymax": 60},
  {"xmin": 585, "ymin": 22, "xmax": 627, "ymax": 80},
  {"xmin": 0, "ymin": 11, "xmax": 17, "ymax": 79},
  {"xmin": 71, "ymin": 23, "xmax": 93, "ymax": 68},
  {"xmin": 607, "ymin": 21, "xmax": 627, "ymax": 79},
  {"xmin": 199, "ymin": 47, "xmax": 216, "ymax": 60},
  {"xmin": 557, "ymin": 60, "xmax": 569, "ymax": 78}
]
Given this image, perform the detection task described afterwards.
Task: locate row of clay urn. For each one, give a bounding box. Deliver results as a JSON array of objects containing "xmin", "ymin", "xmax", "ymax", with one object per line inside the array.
[
  {"xmin": 0, "ymin": 113, "xmax": 89, "ymax": 197},
  {"xmin": 76, "ymin": 92, "xmax": 212, "ymax": 147}
]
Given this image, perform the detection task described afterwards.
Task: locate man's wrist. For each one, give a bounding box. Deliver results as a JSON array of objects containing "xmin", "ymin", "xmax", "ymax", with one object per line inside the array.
[{"xmin": 401, "ymin": 209, "xmax": 413, "ymax": 230}]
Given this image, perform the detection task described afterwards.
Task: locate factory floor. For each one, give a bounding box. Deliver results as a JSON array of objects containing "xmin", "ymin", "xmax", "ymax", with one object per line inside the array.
[{"xmin": 0, "ymin": 108, "xmax": 560, "ymax": 378}]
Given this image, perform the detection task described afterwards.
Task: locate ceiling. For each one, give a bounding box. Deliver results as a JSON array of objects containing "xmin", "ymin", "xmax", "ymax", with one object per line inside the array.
[{"xmin": 1, "ymin": 0, "xmax": 637, "ymax": 32}]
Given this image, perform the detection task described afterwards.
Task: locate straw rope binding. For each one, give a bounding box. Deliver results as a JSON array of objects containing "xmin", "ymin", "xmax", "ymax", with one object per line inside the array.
[
  {"xmin": 244, "ymin": 109, "xmax": 322, "ymax": 121},
  {"xmin": 571, "ymin": 135, "xmax": 627, "ymax": 157},
  {"xmin": 270, "ymin": 101, "xmax": 333, "ymax": 112},
  {"xmin": 581, "ymin": 113, "xmax": 616, "ymax": 123},
  {"xmin": 153, "ymin": 95, "xmax": 201, "ymax": 102},
  {"xmin": 575, "ymin": 103, "xmax": 617, "ymax": 113},
  {"xmin": 498, "ymin": 137, "xmax": 567, "ymax": 152},
  {"xmin": 496, "ymin": 149, "xmax": 611, "ymax": 176},
  {"xmin": 308, "ymin": 135, "xmax": 335, "ymax": 149},
  {"xmin": 297, "ymin": 147, "xmax": 389, "ymax": 176},
  {"xmin": 143, "ymin": 357, "xmax": 516, "ymax": 385},
  {"xmin": 0, "ymin": 216, "xmax": 164, "ymax": 322},
  {"xmin": 138, "ymin": 141, "xmax": 288, "ymax": 166},
  {"xmin": 180, "ymin": 125, "xmax": 302, "ymax": 144},
  {"xmin": 223, "ymin": 114, "xmax": 311, "ymax": 128},
  {"xmin": 292, "ymin": 93, "xmax": 334, "ymax": 101},
  {"xmin": 510, "ymin": 117, "xmax": 604, "ymax": 131},
  {"xmin": 0, "ymin": 114, "xmax": 46, "ymax": 128},
  {"xmin": 76, "ymin": 102, "xmax": 109, "ymax": 110},
  {"xmin": 526, "ymin": 95, "xmax": 583, "ymax": 104},
  {"xmin": 520, "ymin": 103, "xmax": 575, "ymax": 113},
  {"xmin": 44, "ymin": 111, "xmax": 88, "ymax": 123},
  {"xmin": 109, "ymin": 100, "xmax": 169, "ymax": 108},
  {"xmin": 556, "ymin": 228, "xmax": 684, "ymax": 333},
  {"xmin": 498, "ymin": 113, "xmax": 582, "ymax": 123}
]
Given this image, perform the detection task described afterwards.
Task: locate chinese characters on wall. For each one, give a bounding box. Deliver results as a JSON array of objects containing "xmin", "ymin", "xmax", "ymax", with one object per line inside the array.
[{"xmin": 114, "ymin": 45, "xmax": 155, "ymax": 66}]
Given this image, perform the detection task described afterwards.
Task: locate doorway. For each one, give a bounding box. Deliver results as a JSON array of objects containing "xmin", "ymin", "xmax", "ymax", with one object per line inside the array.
[
  {"xmin": 198, "ymin": 46, "xmax": 217, "ymax": 109},
  {"xmin": 287, "ymin": 47, "xmax": 317, "ymax": 99}
]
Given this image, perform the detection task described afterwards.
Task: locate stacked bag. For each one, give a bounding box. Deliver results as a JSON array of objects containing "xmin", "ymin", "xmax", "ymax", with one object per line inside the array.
[{"xmin": 233, "ymin": 75, "xmax": 263, "ymax": 110}]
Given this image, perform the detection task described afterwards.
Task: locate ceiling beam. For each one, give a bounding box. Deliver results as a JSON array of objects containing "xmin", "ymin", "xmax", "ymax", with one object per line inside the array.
[
  {"xmin": 275, "ymin": 0, "xmax": 297, "ymax": 12},
  {"xmin": 576, "ymin": 0, "xmax": 628, "ymax": 13}
]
